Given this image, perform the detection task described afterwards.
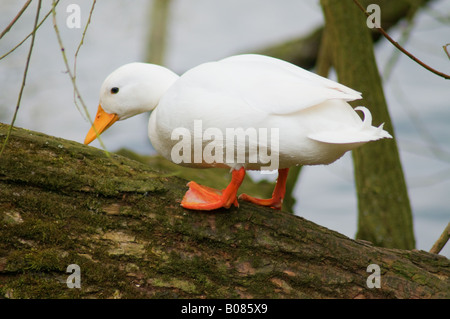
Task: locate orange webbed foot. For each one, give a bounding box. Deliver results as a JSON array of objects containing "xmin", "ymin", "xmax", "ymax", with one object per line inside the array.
[
  {"xmin": 180, "ymin": 167, "xmax": 245, "ymax": 211},
  {"xmin": 238, "ymin": 193, "xmax": 283, "ymax": 210},
  {"xmin": 181, "ymin": 182, "xmax": 238, "ymax": 211},
  {"xmin": 238, "ymin": 168, "xmax": 289, "ymax": 210}
]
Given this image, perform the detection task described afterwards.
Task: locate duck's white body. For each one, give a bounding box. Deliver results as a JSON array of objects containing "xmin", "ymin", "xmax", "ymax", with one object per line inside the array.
[
  {"xmin": 85, "ymin": 54, "xmax": 392, "ymax": 211},
  {"xmin": 146, "ymin": 54, "xmax": 391, "ymax": 170}
]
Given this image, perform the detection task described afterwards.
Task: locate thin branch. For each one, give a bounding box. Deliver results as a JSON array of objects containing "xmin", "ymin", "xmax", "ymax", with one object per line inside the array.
[
  {"xmin": 0, "ymin": 0, "xmax": 42, "ymax": 157},
  {"xmin": 353, "ymin": 0, "xmax": 450, "ymax": 80},
  {"xmin": 73, "ymin": 0, "xmax": 97, "ymax": 121},
  {"xmin": 51, "ymin": 1, "xmax": 91, "ymax": 128},
  {"xmin": 0, "ymin": 1, "xmax": 61, "ymax": 61},
  {"xmin": 430, "ymin": 222, "xmax": 450, "ymax": 254},
  {"xmin": 0, "ymin": 0, "xmax": 32, "ymax": 39},
  {"xmin": 444, "ymin": 44, "xmax": 450, "ymax": 60},
  {"xmin": 51, "ymin": 0, "xmax": 110, "ymax": 158}
]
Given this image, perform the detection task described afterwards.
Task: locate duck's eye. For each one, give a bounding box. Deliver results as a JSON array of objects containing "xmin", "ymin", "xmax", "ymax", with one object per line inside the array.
[{"xmin": 111, "ymin": 87, "xmax": 119, "ymax": 94}]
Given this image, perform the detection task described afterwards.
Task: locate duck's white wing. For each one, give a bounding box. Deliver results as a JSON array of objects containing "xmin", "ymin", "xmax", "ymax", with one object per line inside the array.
[{"xmin": 212, "ymin": 54, "xmax": 362, "ymax": 115}]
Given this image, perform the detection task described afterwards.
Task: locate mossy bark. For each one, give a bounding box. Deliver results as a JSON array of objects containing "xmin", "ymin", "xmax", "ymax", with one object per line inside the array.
[
  {"xmin": 0, "ymin": 124, "xmax": 448, "ymax": 299},
  {"xmin": 321, "ymin": 0, "xmax": 415, "ymax": 250}
]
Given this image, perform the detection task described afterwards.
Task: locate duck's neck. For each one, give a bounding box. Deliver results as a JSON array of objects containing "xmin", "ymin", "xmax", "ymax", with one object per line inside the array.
[{"xmin": 146, "ymin": 65, "xmax": 179, "ymax": 111}]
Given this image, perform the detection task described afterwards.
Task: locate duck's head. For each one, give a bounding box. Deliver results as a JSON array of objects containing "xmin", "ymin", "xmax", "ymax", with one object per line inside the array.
[{"xmin": 84, "ymin": 62, "xmax": 179, "ymax": 145}]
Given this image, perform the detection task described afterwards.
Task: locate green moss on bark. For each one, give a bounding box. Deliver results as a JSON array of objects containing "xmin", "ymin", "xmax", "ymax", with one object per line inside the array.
[{"xmin": 0, "ymin": 123, "xmax": 448, "ymax": 299}]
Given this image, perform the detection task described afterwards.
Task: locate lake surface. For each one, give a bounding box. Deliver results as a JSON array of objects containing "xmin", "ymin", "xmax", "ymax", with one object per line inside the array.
[{"xmin": 1, "ymin": 0, "xmax": 449, "ymax": 257}]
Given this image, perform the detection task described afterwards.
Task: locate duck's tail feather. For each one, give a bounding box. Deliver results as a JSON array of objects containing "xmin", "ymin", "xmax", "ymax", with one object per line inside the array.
[{"xmin": 307, "ymin": 106, "xmax": 393, "ymax": 144}]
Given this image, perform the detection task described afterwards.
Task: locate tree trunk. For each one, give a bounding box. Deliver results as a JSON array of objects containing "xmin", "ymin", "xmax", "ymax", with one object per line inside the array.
[
  {"xmin": 0, "ymin": 123, "xmax": 448, "ymax": 299},
  {"xmin": 321, "ymin": 0, "xmax": 416, "ymax": 250},
  {"xmin": 257, "ymin": 0, "xmax": 430, "ymax": 224},
  {"xmin": 145, "ymin": 0, "xmax": 171, "ymax": 65}
]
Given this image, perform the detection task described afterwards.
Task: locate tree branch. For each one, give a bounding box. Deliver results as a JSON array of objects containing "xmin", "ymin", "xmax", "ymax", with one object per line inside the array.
[
  {"xmin": 353, "ymin": 0, "xmax": 450, "ymax": 80},
  {"xmin": 0, "ymin": 1, "xmax": 60, "ymax": 61},
  {"xmin": 430, "ymin": 222, "xmax": 450, "ymax": 254},
  {"xmin": 322, "ymin": 0, "xmax": 415, "ymax": 249},
  {"xmin": 255, "ymin": 0, "xmax": 435, "ymax": 70},
  {"xmin": 0, "ymin": 0, "xmax": 32, "ymax": 40},
  {"xmin": 73, "ymin": 0, "xmax": 97, "ymax": 121},
  {"xmin": 51, "ymin": 0, "xmax": 111, "ymax": 158},
  {"xmin": 0, "ymin": 123, "xmax": 449, "ymax": 298},
  {"xmin": 0, "ymin": 0, "xmax": 41, "ymax": 157},
  {"xmin": 444, "ymin": 44, "xmax": 450, "ymax": 60}
]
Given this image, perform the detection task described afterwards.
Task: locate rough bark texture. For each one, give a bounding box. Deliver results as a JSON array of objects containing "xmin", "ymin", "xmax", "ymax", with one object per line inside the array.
[
  {"xmin": 0, "ymin": 124, "xmax": 448, "ymax": 299},
  {"xmin": 321, "ymin": 0, "xmax": 416, "ymax": 250}
]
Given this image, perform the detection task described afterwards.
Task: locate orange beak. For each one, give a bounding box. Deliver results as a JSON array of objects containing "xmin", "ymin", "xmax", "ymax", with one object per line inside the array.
[{"xmin": 84, "ymin": 104, "xmax": 119, "ymax": 145}]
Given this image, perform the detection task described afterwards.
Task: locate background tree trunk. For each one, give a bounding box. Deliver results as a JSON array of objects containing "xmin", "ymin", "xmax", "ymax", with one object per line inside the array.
[
  {"xmin": 256, "ymin": 0, "xmax": 432, "ymax": 218},
  {"xmin": 0, "ymin": 123, "xmax": 447, "ymax": 299},
  {"xmin": 320, "ymin": 0, "xmax": 416, "ymax": 250},
  {"xmin": 145, "ymin": 0, "xmax": 171, "ymax": 65}
]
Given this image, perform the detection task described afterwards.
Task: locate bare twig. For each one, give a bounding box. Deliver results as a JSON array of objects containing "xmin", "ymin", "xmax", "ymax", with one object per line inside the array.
[
  {"xmin": 51, "ymin": 1, "xmax": 91, "ymax": 128},
  {"xmin": 430, "ymin": 222, "xmax": 450, "ymax": 254},
  {"xmin": 444, "ymin": 44, "xmax": 450, "ymax": 60},
  {"xmin": 51, "ymin": 0, "xmax": 110, "ymax": 157},
  {"xmin": 0, "ymin": 0, "xmax": 42, "ymax": 157},
  {"xmin": 73, "ymin": 0, "xmax": 97, "ymax": 120},
  {"xmin": 0, "ymin": 1, "xmax": 61, "ymax": 61},
  {"xmin": 0, "ymin": 0, "xmax": 32, "ymax": 39},
  {"xmin": 353, "ymin": 0, "xmax": 450, "ymax": 80}
]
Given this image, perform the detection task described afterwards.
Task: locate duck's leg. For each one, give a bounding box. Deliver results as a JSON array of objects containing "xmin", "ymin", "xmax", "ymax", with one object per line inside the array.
[
  {"xmin": 181, "ymin": 167, "xmax": 246, "ymax": 211},
  {"xmin": 239, "ymin": 168, "xmax": 289, "ymax": 210}
]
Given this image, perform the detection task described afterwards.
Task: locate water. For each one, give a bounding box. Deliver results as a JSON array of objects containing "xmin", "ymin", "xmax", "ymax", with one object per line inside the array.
[{"xmin": 0, "ymin": 0, "xmax": 449, "ymax": 257}]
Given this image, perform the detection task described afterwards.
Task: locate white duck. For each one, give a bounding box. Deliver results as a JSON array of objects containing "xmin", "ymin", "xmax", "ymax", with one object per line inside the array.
[{"xmin": 84, "ymin": 54, "xmax": 392, "ymax": 211}]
